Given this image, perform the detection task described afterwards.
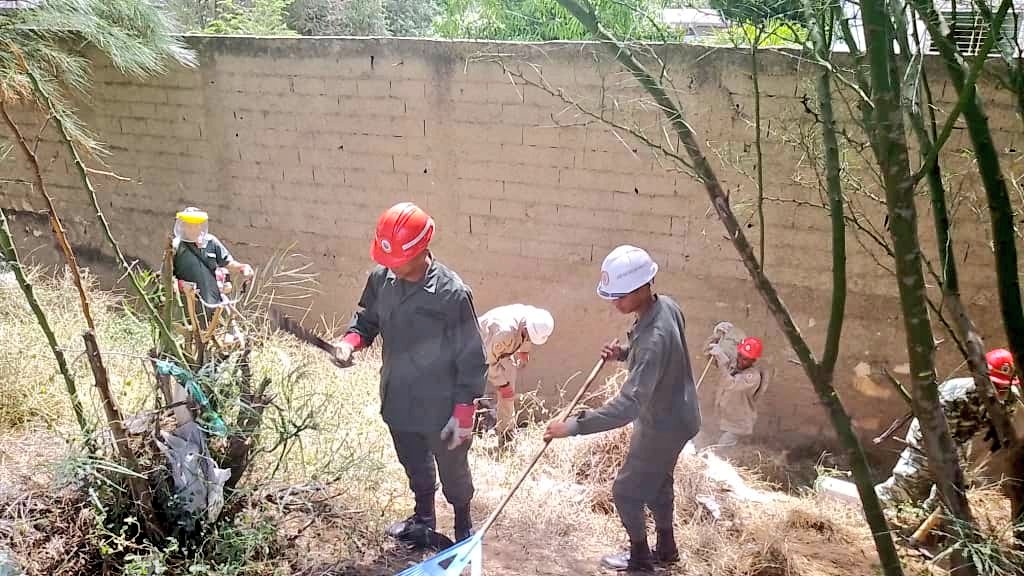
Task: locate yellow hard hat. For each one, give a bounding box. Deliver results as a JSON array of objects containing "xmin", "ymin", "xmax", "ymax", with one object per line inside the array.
[{"xmin": 176, "ymin": 207, "xmax": 208, "ymax": 224}]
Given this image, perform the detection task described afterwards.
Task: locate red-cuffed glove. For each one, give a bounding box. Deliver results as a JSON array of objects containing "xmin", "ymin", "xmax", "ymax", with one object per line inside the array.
[
  {"xmin": 440, "ymin": 403, "xmax": 475, "ymax": 450},
  {"xmin": 330, "ymin": 333, "xmax": 364, "ymax": 368}
]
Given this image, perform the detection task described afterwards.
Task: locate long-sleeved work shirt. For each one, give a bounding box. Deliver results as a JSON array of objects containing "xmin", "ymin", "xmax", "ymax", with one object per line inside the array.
[
  {"xmin": 712, "ymin": 359, "xmax": 765, "ymax": 436},
  {"xmin": 346, "ymin": 258, "xmax": 487, "ymax": 433},
  {"xmin": 478, "ymin": 304, "xmax": 532, "ymax": 387},
  {"xmin": 574, "ymin": 295, "xmax": 701, "ymax": 437}
]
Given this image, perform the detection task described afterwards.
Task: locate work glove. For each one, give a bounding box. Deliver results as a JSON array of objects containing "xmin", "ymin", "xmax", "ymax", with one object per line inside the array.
[
  {"xmin": 240, "ymin": 264, "xmax": 255, "ymax": 279},
  {"xmin": 712, "ymin": 321, "xmax": 733, "ymax": 338},
  {"xmin": 331, "ymin": 341, "xmax": 355, "ymax": 368},
  {"xmin": 440, "ymin": 404, "xmax": 475, "ymax": 450}
]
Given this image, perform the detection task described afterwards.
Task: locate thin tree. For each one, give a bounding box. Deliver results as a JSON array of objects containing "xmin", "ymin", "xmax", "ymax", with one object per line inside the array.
[{"xmin": 547, "ymin": 1, "xmax": 904, "ymax": 573}]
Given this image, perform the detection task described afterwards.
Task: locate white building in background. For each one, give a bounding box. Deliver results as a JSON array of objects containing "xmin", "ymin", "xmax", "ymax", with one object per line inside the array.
[
  {"xmin": 661, "ymin": 8, "xmax": 730, "ymax": 41},
  {"xmin": 834, "ymin": 0, "xmax": 1023, "ymax": 55}
]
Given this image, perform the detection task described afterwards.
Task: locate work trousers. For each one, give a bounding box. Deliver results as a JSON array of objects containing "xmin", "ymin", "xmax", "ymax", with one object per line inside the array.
[
  {"xmin": 487, "ymin": 359, "xmax": 518, "ymax": 436},
  {"xmin": 874, "ymin": 418, "xmax": 971, "ymax": 507},
  {"xmin": 612, "ymin": 425, "xmax": 693, "ymax": 543},
  {"xmin": 389, "ymin": 427, "xmax": 475, "ymax": 508}
]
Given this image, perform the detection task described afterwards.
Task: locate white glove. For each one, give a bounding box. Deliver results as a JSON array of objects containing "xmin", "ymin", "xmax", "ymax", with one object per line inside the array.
[
  {"xmin": 439, "ymin": 404, "xmax": 475, "ymax": 450},
  {"xmin": 712, "ymin": 322, "xmax": 734, "ymax": 337},
  {"xmin": 332, "ymin": 341, "xmax": 354, "ymax": 368}
]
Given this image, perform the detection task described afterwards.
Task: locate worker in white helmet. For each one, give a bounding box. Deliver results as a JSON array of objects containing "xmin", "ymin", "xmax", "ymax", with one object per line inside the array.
[
  {"xmin": 545, "ymin": 245, "xmax": 701, "ymax": 575},
  {"xmin": 478, "ymin": 304, "xmax": 555, "ymax": 447}
]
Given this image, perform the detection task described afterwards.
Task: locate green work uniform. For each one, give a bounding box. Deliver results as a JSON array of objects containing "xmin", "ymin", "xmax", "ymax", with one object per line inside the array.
[{"xmin": 173, "ymin": 235, "xmax": 233, "ymax": 308}]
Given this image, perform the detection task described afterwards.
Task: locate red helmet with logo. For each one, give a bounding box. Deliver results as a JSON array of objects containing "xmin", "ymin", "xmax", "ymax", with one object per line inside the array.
[
  {"xmin": 738, "ymin": 337, "xmax": 763, "ymax": 360},
  {"xmin": 370, "ymin": 202, "xmax": 434, "ymax": 269},
  {"xmin": 986, "ymin": 348, "xmax": 1017, "ymax": 389}
]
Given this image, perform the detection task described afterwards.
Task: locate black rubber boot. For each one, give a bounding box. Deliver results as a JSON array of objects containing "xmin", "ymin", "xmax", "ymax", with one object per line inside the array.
[
  {"xmin": 600, "ymin": 539, "xmax": 654, "ymax": 573},
  {"xmin": 627, "ymin": 539, "xmax": 655, "ymax": 574},
  {"xmin": 386, "ymin": 493, "xmax": 439, "ymax": 549},
  {"xmin": 653, "ymin": 528, "xmax": 679, "ymax": 564},
  {"xmin": 454, "ymin": 503, "xmax": 474, "ymax": 541}
]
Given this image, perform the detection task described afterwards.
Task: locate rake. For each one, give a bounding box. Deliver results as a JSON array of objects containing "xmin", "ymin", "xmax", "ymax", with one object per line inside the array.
[{"xmin": 395, "ymin": 353, "xmax": 610, "ymax": 576}]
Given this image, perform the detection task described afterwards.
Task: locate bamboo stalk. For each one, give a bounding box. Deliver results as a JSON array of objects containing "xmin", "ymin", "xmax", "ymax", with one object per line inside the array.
[
  {"xmin": 0, "ymin": 101, "xmax": 97, "ymax": 332},
  {"xmin": 82, "ymin": 330, "xmax": 163, "ymax": 539},
  {"xmin": 0, "ymin": 208, "xmax": 95, "ymax": 450}
]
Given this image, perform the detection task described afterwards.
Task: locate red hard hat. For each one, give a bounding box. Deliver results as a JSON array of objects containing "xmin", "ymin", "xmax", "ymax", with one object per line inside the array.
[
  {"xmin": 986, "ymin": 348, "xmax": 1017, "ymax": 389},
  {"xmin": 738, "ymin": 337, "xmax": 763, "ymax": 360},
  {"xmin": 370, "ymin": 202, "xmax": 434, "ymax": 269}
]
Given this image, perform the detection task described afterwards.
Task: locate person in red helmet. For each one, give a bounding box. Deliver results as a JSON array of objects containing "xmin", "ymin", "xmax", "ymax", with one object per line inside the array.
[
  {"xmin": 332, "ymin": 202, "xmax": 487, "ymax": 548},
  {"xmin": 875, "ymin": 348, "xmax": 1021, "ymax": 507},
  {"xmin": 704, "ymin": 323, "xmax": 768, "ymax": 447}
]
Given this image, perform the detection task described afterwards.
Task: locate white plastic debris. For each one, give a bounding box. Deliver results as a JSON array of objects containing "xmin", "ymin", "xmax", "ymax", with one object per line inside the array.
[
  {"xmin": 814, "ymin": 476, "xmax": 862, "ymax": 507},
  {"xmin": 155, "ymin": 422, "xmax": 231, "ymax": 530},
  {"xmin": 700, "ymin": 451, "xmax": 778, "ymax": 503},
  {"xmin": 0, "ymin": 548, "xmax": 21, "ymax": 576},
  {"xmin": 696, "ymin": 494, "xmax": 722, "ymax": 520}
]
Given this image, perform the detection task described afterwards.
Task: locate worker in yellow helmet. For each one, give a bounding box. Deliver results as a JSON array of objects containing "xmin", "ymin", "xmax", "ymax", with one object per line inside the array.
[{"xmin": 172, "ymin": 207, "xmax": 253, "ymax": 320}]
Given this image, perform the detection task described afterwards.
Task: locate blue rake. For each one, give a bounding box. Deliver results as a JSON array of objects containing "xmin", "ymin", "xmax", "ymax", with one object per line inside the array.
[
  {"xmin": 393, "ymin": 355, "xmax": 610, "ymax": 576},
  {"xmin": 395, "ymin": 533, "xmax": 483, "ymax": 576}
]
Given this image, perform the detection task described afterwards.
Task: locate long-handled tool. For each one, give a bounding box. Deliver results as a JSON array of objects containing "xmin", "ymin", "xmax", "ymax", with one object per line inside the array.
[
  {"xmin": 395, "ymin": 355, "xmax": 609, "ymax": 576},
  {"xmin": 695, "ymin": 356, "xmax": 714, "ymax": 391}
]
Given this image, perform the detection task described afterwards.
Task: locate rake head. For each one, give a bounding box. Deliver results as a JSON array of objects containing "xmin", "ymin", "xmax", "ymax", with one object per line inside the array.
[{"xmin": 395, "ymin": 533, "xmax": 482, "ymax": 576}]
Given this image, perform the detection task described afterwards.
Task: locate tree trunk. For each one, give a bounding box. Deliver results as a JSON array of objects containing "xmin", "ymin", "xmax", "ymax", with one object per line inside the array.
[
  {"xmin": 82, "ymin": 330, "xmax": 164, "ymax": 540},
  {"xmin": 553, "ymin": 1, "xmax": 904, "ymax": 573},
  {"xmin": 0, "ymin": 208, "xmax": 95, "ymax": 449},
  {"xmin": 860, "ymin": 2, "xmax": 977, "ymax": 572},
  {"xmin": 0, "ymin": 101, "xmax": 97, "ymax": 332}
]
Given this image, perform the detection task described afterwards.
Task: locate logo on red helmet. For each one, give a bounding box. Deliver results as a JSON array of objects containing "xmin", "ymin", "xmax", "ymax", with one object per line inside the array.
[{"xmin": 380, "ymin": 239, "xmax": 392, "ymax": 254}]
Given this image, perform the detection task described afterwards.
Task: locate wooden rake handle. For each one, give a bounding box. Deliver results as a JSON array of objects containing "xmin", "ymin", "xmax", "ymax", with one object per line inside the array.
[{"xmin": 476, "ymin": 354, "xmax": 609, "ymax": 537}]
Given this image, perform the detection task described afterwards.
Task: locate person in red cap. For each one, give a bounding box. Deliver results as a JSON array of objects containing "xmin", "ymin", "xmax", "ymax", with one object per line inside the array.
[
  {"xmin": 875, "ymin": 348, "xmax": 1020, "ymax": 507},
  {"xmin": 332, "ymin": 202, "xmax": 487, "ymax": 548},
  {"xmin": 704, "ymin": 322, "xmax": 768, "ymax": 447}
]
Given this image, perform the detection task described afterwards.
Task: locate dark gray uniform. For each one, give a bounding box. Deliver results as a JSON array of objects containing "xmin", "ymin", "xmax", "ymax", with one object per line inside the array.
[
  {"xmin": 572, "ymin": 295, "xmax": 701, "ymax": 542},
  {"xmin": 346, "ymin": 258, "xmax": 487, "ymax": 508}
]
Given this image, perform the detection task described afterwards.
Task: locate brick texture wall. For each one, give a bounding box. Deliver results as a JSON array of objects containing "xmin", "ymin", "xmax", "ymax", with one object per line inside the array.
[{"xmin": 3, "ymin": 37, "xmax": 1021, "ymax": 458}]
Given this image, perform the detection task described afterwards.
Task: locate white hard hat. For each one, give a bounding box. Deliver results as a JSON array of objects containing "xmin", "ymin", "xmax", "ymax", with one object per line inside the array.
[
  {"xmin": 597, "ymin": 245, "xmax": 658, "ymax": 300},
  {"xmin": 524, "ymin": 306, "xmax": 554, "ymax": 345}
]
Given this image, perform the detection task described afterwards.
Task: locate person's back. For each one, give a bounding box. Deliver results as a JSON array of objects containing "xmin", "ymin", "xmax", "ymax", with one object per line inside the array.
[{"xmin": 634, "ymin": 295, "xmax": 700, "ymax": 437}]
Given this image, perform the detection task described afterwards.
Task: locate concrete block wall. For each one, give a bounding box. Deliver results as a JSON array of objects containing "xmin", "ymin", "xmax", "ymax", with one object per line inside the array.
[{"xmin": 3, "ymin": 36, "xmax": 1021, "ymax": 457}]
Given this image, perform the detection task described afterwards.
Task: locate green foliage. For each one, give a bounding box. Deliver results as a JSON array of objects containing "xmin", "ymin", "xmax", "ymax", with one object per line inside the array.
[
  {"xmin": 706, "ymin": 19, "xmax": 807, "ymax": 46},
  {"xmin": 0, "ymin": 0, "xmax": 195, "ymax": 154},
  {"xmin": 288, "ymin": 0, "xmax": 387, "ymax": 36},
  {"xmin": 386, "ymin": 0, "xmax": 441, "ymax": 36},
  {"xmin": 709, "ymin": 0, "xmax": 805, "ymax": 24},
  {"xmin": 435, "ymin": 0, "xmax": 683, "ymax": 41},
  {"xmin": 203, "ymin": 0, "xmax": 299, "ymax": 35}
]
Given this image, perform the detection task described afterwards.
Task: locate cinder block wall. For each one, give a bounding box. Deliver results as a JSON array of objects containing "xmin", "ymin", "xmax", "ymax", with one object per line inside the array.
[{"xmin": 3, "ymin": 36, "xmax": 1020, "ymax": 457}]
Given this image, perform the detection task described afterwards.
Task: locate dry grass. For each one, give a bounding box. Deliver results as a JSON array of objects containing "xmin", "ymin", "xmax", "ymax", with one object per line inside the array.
[{"xmin": 0, "ymin": 273, "xmax": 1021, "ymax": 576}]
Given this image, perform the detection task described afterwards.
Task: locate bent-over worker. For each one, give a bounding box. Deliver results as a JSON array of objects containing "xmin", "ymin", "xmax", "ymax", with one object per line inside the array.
[
  {"xmin": 705, "ymin": 323, "xmax": 767, "ymax": 447},
  {"xmin": 478, "ymin": 304, "xmax": 554, "ymax": 446},
  {"xmin": 545, "ymin": 245, "xmax": 701, "ymax": 575},
  {"xmin": 874, "ymin": 348, "xmax": 1020, "ymax": 507},
  {"xmin": 331, "ymin": 202, "xmax": 487, "ymax": 547}
]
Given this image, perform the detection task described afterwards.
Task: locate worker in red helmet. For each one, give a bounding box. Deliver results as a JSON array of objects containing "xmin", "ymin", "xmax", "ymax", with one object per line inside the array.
[
  {"xmin": 332, "ymin": 202, "xmax": 487, "ymax": 549},
  {"xmin": 875, "ymin": 348, "xmax": 1021, "ymax": 507},
  {"xmin": 705, "ymin": 327, "xmax": 768, "ymax": 448}
]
